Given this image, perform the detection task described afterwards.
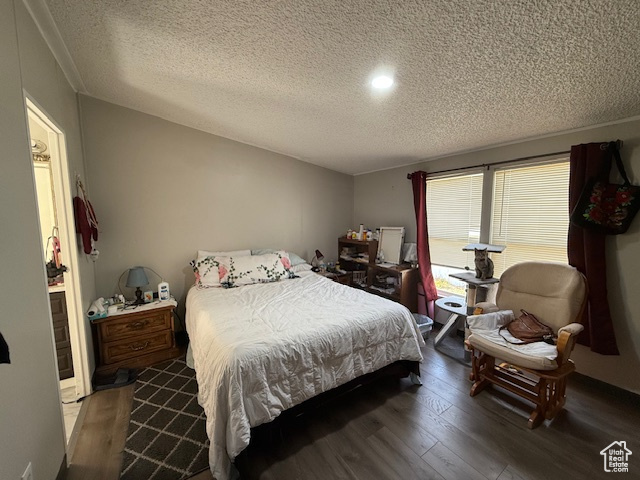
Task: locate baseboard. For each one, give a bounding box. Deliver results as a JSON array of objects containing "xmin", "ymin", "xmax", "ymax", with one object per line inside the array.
[
  {"xmin": 56, "ymin": 454, "xmax": 67, "ymax": 480},
  {"xmin": 59, "ymin": 377, "xmax": 75, "ymax": 390},
  {"xmin": 572, "ymin": 372, "xmax": 640, "ymax": 404}
]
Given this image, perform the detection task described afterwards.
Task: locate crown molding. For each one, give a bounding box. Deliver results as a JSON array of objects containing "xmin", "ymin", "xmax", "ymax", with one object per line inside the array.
[{"xmin": 21, "ymin": 0, "xmax": 86, "ymax": 93}]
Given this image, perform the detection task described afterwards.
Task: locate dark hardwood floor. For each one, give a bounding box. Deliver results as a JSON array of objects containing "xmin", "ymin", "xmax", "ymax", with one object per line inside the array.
[{"xmin": 66, "ymin": 334, "xmax": 640, "ymax": 480}]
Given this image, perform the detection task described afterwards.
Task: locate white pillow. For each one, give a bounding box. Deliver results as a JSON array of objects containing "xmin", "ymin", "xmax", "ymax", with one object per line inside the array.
[
  {"xmin": 292, "ymin": 263, "xmax": 313, "ymax": 273},
  {"xmin": 251, "ymin": 249, "xmax": 307, "ymax": 266},
  {"xmin": 467, "ymin": 310, "xmax": 514, "ymax": 333},
  {"xmin": 218, "ymin": 252, "xmax": 297, "ymax": 288}
]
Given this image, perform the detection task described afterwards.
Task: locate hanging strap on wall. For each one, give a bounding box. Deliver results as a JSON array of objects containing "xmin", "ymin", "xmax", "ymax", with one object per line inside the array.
[
  {"xmin": 74, "ymin": 175, "xmax": 99, "ymax": 255},
  {"xmin": 76, "ymin": 175, "xmax": 98, "ymax": 229}
]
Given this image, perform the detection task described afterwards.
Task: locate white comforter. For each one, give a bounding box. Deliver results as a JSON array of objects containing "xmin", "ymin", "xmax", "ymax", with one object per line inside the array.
[{"xmin": 186, "ymin": 271, "xmax": 424, "ymax": 480}]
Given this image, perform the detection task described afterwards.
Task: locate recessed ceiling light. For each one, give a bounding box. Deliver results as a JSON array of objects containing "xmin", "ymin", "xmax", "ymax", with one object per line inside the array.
[{"xmin": 371, "ymin": 75, "xmax": 394, "ymax": 89}]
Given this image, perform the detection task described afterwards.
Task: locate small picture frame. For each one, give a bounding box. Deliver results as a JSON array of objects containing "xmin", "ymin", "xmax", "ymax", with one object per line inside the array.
[{"xmin": 143, "ymin": 291, "xmax": 153, "ymax": 303}]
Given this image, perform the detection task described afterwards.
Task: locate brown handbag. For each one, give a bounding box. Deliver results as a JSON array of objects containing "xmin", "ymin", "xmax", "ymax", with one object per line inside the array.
[{"xmin": 499, "ymin": 309, "xmax": 556, "ymax": 345}]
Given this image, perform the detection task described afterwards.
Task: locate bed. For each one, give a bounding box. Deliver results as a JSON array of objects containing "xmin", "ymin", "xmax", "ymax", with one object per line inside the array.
[{"xmin": 186, "ymin": 264, "xmax": 424, "ymax": 480}]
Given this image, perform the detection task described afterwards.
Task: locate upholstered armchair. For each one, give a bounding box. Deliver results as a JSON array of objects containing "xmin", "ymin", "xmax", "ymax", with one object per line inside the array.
[{"xmin": 465, "ymin": 261, "xmax": 587, "ymax": 429}]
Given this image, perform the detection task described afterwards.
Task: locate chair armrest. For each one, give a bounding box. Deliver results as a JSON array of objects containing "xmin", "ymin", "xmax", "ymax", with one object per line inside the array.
[
  {"xmin": 556, "ymin": 323, "xmax": 584, "ymax": 365},
  {"xmin": 474, "ymin": 302, "xmax": 499, "ymax": 314},
  {"xmin": 558, "ymin": 323, "xmax": 584, "ymax": 337}
]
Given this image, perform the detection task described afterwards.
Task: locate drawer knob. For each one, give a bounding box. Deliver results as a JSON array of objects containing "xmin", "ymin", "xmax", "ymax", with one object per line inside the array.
[
  {"xmin": 129, "ymin": 341, "xmax": 150, "ymax": 351},
  {"xmin": 127, "ymin": 320, "xmax": 148, "ymax": 329}
]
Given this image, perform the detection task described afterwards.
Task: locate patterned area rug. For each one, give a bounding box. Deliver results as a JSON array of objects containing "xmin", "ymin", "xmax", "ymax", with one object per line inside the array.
[{"xmin": 120, "ymin": 356, "xmax": 210, "ymax": 480}]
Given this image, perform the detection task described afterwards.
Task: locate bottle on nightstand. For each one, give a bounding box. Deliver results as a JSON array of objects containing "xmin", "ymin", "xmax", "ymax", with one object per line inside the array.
[{"xmin": 158, "ymin": 282, "xmax": 170, "ymax": 301}]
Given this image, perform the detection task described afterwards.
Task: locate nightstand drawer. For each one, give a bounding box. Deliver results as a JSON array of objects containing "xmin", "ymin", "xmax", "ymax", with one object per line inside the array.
[
  {"xmin": 102, "ymin": 330, "xmax": 173, "ymax": 364},
  {"xmin": 99, "ymin": 309, "xmax": 171, "ymax": 342}
]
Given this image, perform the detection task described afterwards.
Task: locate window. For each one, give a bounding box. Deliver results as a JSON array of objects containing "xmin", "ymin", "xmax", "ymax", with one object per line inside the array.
[
  {"xmin": 426, "ymin": 157, "xmax": 570, "ymax": 293},
  {"xmin": 490, "ymin": 161, "xmax": 570, "ymax": 276},
  {"xmin": 426, "ymin": 173, "xmax": 483, "ymax": 295}
]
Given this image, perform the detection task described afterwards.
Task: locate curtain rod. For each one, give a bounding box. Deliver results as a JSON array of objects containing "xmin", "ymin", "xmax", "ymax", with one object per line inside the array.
[
  {"xmin": 406, "ymin": 150, "xmax": 571, "ymax": 179},
  {"xmin": 407, "ymin": 140, "xmax": 623, "ymax": 179}
]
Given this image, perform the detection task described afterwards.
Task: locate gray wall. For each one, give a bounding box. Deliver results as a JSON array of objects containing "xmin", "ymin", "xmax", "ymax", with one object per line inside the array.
[
  {"xmin": 0, "ymin": 1, "xmax": 95, "ymax": 479},
  {"xmin": 79, "ymin": 96, "xmax": 354, "ymax": 311},
  {"xmin": 354, "ymin": 118, "xmax": 640, "ymax": 394}
]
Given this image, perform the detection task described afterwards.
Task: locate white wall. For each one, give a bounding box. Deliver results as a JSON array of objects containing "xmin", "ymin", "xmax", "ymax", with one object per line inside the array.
[
  {"xmin": 0, "ymin": 2, "xmax": 59, "ymax": 479},
  {"xmin": 79, "ymin": 96, "xmax": 354, "ymax": 311},
  {"xmin": 0, "ymin": 2, "xmax": 96, "ymax": 479},
  {"xmin": 354, "ymin": 118, "xmax": 640, "ymax": 394}
]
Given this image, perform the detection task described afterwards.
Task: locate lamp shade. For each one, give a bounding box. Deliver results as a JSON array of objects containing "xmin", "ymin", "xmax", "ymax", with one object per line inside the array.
[
  {"xmin": 403, "ymin": 243, "xmax": 417, "ymax": 263},
  {"xmin": 126, "ymin": 266, "xmax": 149, "ymax": 288},
  {"xmin": 315, "ymin": 250, "xmax": 324, "ymax": 260}
]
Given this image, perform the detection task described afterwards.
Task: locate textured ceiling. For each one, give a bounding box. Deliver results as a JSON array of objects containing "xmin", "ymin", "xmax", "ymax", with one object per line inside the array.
[{"xmin": 46, "ymin": 0, "xmax": 640, "ymax": 175}]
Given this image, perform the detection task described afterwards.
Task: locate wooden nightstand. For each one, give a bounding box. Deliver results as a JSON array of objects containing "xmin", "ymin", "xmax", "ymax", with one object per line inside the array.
[{"xmin": 92, "ymin": 302, "xmax": 181, "ymax": 375}]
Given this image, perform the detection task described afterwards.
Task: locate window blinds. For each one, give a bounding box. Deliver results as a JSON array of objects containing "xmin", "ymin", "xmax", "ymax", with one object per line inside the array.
[
  {"xmin": 426, "ymin": 173, "xmax": 483, "ymax": 269},
  {"xmin": 490, "ymin": 161, "xmax": 570, "ymax": 277}
]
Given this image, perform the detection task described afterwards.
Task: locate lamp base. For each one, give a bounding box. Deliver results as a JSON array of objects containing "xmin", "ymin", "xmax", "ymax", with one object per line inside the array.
[{"xmin": 132, "ymin": 287, "xmax": 145, "ymax": 305}]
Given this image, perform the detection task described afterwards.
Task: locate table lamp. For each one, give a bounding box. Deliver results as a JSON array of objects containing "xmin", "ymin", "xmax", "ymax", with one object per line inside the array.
[
  {"xmin": 403, "ymin": 243, "xmax": 418, "ymax": 268},
  {"xmin": 126, "ymin": 266, "xmax": 149, "ymax": 305},
  {"xmin": 311, "ymin": 250, "xmax": 324, "ymax": 272}
]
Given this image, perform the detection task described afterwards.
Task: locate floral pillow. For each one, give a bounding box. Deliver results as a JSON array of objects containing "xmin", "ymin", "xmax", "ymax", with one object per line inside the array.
[
  {"xmin": 192, "ymin": 251, "xmax": 297, "ymax": 288},
  {"xmin": 191, "ymin": 255, "xmax": 229, "ymax": 288},
  {"xmin": 218, "ymin": 252, "xmax": 297, "ymax": 288},
  {"xmin": 191, "ymin": 250, "xmax": 251, "ymax": 288}
]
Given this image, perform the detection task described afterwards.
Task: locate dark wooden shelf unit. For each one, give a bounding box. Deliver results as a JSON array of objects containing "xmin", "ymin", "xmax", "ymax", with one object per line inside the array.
[
  {"xmin": 338, "ymin": 236, "xmax": 418, "ymax": 311},
  {"xmin": 338, "ymin": 237, "xmax": 378, "ymax": 271}
]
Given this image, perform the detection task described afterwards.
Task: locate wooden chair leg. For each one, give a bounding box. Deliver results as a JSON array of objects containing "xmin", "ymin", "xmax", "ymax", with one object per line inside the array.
[
  {"xmin": 527, "ymin": 378, "xmax": 549, "ymax": 429},
  {"xmin": 545, "ymin": 376, "xmax": 568, "ymax": 420},
  {"xmin": 528, "ymin": 408, "xmax": 545, "ymax": 429},
  {"xmin": 545, "ymin": 380, "xmax": 556, "ymax": 420},
  {"xmin": 470, "ymin": 378, "xmax": 491, "ymax": 396},
  {"xmin": 557, "ymin": 376, "xmax": 568, "ymax": 409},
  {"xmin": 470, "ymin": 353, "xmax": 494, "ymax": 397},
  {"xmin": 469, "ymin": 345, "xmax": 478, "ymax": 381}
]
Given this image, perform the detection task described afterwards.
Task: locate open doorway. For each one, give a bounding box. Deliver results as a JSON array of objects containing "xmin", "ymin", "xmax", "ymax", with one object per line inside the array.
[{"xmin": 26, "ymin": 98, "xmax": 91, "ymax": 448}]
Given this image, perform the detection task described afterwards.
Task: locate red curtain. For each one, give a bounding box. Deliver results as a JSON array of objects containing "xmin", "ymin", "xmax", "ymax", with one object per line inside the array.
[
  {"xmin": 568, "ymin": 143, "xmax": 619, "ymax": 355},
  {"xmin": 410, "ymin": 171, "xmax": 438, "ymax": 318}
]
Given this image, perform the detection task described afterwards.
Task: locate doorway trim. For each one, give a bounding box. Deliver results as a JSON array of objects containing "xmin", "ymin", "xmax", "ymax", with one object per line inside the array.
[{"xmin": 26, "ymin": 95, "xmax": 91, "ymax": 400}]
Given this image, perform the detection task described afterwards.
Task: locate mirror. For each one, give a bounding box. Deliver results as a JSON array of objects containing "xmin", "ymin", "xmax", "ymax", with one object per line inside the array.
[{"xmin": 378, "ymin": 227, "xmax": 405, "ymax": 265}]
